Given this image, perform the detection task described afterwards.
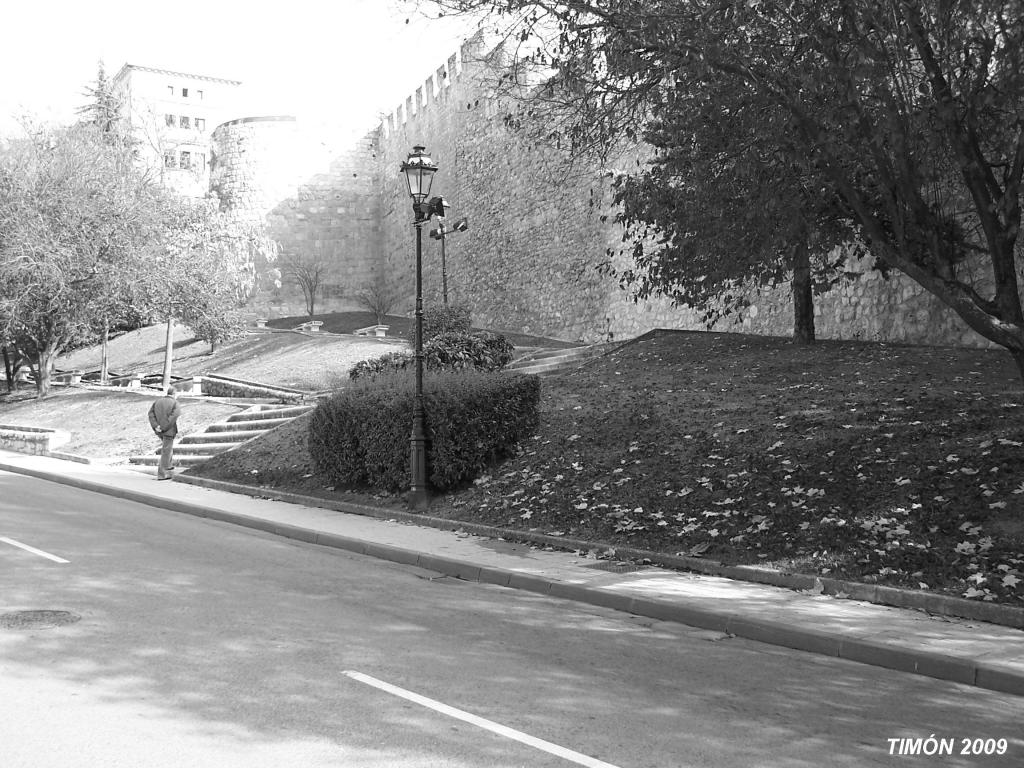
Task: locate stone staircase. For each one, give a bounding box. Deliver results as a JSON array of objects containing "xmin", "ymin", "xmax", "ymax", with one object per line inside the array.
[
  {"xmin": 505, "ymin": 343, "xmax": 614, "ymax": 377},
  {"xmin": 129, "ymin": 403, "xmax": 315, "ymax": 471}
]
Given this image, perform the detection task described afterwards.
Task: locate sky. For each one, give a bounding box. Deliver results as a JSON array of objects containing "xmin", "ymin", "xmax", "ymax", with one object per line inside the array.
[{"xmin": 1, "ymin": 0, "xmax": 486, "ymax": 141}]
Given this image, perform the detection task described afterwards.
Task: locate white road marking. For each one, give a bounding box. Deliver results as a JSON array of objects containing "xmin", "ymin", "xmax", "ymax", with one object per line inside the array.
[
  {"xmin": 343, "ymin": 670, "xmax": 623, "ymax": 768},
  {"xmin": 0, "ymin": 536, "xmax": 70, "ymax": 564}
]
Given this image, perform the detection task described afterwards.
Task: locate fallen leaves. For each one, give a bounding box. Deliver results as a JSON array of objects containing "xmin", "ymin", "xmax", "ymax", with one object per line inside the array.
[{"xmin": 227, "ymin": 330, "xmax": 1024, "ymax": 606}]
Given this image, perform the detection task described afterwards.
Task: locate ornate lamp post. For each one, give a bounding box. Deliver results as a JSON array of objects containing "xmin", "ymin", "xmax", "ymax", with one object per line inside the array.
[
  {"xmin": 430, "ymin": 216, "xmax": 469, "ymax": 306},
  {"xmin": 400, "ymin": 145, "xmax": 438, "ymax": 510}
]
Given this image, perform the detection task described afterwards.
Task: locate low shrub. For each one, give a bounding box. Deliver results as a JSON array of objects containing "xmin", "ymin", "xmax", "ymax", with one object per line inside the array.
[
  {"xmin": 348, "ymin": 331, "xmax": 514, "ymax": 380},
  {"xmin": 424, "ymin": 331, "xmax": 515, "ymax": 373},
  {"xmin": 427, "ymin": 370, "xmax": 540, "ymax": 490},
  {"xmin": 423, "ymin": 304, "xmax": 471, "ymax": 341},
  {"xmin": 307, "ymin": 379, "xmax": 406, "ymax": 489},
  {"xmin": 308, "ymin": 370, "xmax": 541, "ymax": 494},
  {"xmin": 348, "ymin": 351, "xmax": 414, "ymax": 380}
]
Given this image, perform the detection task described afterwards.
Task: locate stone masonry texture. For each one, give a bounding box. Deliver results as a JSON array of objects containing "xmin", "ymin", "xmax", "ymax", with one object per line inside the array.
[{"xmin": 210, "ymin": 31, "xmax": 1021, "ymax": 346}]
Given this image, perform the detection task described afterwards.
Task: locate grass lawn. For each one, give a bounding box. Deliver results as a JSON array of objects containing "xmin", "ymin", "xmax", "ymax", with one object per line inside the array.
[
  {"xmin": 0, "ymin": 389, "xmax": 242, "ymax": 461},
  {"xmin": 191, "ymin": 329, "xmax": 1024, "ymax": 607},
  {"xmin": 53, "ymin": 321, "xmax": 400, "ymax": 392}
]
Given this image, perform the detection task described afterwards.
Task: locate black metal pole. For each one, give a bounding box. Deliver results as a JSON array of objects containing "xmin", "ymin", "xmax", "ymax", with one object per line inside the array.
[
  {"xmin": 410, "ymin": 216, "xmax": 429, "ymax": 509},
  {"xmin": 441, "ymin": 230, "xmax": 449, "ymax": 306}
]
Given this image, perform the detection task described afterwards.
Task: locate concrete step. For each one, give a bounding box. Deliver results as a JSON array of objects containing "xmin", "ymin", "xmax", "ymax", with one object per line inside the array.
[
  {"xmin": 173, "ymin": 442, "xmax": 248, "ymax": 455},
  {"xmin": 510, "ymin": 366, "xmax": 575, "ymax": 377},
  {"xmin": 508, "ymin": 349, "xmax": 597, "ymax": 370},
  {"xmin": 511, "ymin": 346, "xmax": 593, "ymax": 364},
  {"xmin": 127, "ymin": 400, "xmax": 313, "ymax": 469},
  {"xmin": 179, "ymin": 430, "xmax": 267, "ymax": 444},
  {"xmin": 128, "ymin": 454, "xmax": 212, "ymax": 467},
  {"xmin": 509, "ymin": 359, "xmax": 587, "ymax": 375},
  {"xmin": 207, "ymin": 418, "xmax": 293, "ymax": 432},
  {"xmin": 228, "ymin": 405, "xmax": 313, "ymax": 423},
  {"xmin": 134, "ymin": 441, "xmax": 244, "ymax": 458},
  {"xmin": 508, "ymin": 342, "xmax": 618, "ymax": 376}
]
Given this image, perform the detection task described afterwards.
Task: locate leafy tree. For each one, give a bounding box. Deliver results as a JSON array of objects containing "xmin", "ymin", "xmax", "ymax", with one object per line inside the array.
[
  {"xmin": 89, "ymin": 266, "xmax": 153, "ymax": 385},
  {"xmin": 72, "ymin": 62, "xmax": 152, "ymax": 383},
  {"xmin": 0, "ymin": 122, "xmax": 278, "ymax": 395},
  {"xmin": 426, "ymin": 0, "xmax": 1024, "ymax": 380},
  {"xmin": 0, "ymin": 123, "xmax": 165, "ymax": 396},
  {"xmin": 606, "ymin": 71, "xmax": 861, "ymax": 342},
  {"xmin": 142, "ymin": 195, "xmax": 278, "ymax": 386}
]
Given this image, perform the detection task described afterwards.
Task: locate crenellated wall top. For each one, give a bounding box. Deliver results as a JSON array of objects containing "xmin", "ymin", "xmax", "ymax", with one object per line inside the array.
[{"xmin": 380, "ymin": 28, "xmax": 505, "ymax": 139}]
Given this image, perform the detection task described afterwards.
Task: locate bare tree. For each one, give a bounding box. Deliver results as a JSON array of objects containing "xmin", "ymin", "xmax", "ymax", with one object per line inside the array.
[
  {"xmin": 278, "ymin": 244, "xmax": 331, "ymax": 319},
  {"xmin": 355, "ymin": 282, "xmax": 405, "ymax": 325},
  {"xmin": 144, "ymin": 197, "xmax": 279, "ymax": 387}
]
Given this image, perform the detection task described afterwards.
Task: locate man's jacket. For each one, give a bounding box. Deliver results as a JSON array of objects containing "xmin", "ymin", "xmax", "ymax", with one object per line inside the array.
[{"xmin": 148, "ymin": 397, "xmax": 181, "ymax": 437}]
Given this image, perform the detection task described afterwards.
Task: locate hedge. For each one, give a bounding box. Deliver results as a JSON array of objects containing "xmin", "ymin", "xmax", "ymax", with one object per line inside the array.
[
  {"xmin": 348, "ymin": 330, "xmax": 514, "ymax": 380},
  {"xmin": 423, "ymin": 303, "xmax": 471, "ymax": 341},
  {"xmin": 308, "ymin": 369, "xmax": 541, "ymax": 494}
]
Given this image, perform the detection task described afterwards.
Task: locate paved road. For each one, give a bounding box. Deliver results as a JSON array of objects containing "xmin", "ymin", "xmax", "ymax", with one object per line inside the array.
[{"xmin": 1, "ymin": 471, "xmax": 1021, "ymax": 767}]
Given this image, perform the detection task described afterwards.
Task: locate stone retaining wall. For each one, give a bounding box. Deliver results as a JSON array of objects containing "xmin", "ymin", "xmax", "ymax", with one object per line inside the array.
[{"xmin": 0, "ymin": 425, "xmax": 71, "ymax": 456}]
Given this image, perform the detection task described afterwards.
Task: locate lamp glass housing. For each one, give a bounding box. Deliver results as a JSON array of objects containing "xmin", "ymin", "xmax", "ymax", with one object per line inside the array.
[{"xmin": 401, "ymin": 145, "xmax": 437, "ymax": 203}]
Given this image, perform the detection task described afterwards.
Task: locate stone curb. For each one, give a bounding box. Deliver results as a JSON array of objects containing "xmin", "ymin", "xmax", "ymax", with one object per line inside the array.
[
  {"xmin": 3, "ymin": 461, "xmax": 1022, "ymax": 698},
  {"xmin": 173, "ymin": 475, "xmax": 1024, "ymax": 631}
]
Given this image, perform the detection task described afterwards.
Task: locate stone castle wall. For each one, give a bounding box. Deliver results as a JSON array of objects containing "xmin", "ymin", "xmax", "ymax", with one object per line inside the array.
[
  {"xmin": 211, "ymin": 116, "xmax": 380, "ymax": 318},
  {"xmin": 211, "ymin": 31, "xmax": 1010, "ymax": 347},
  {"xmin": 375, "ymin": 34, "xmax": 641, "ymax": 341},
  {"xmin": 370, "ymin": 31, "xmax": 1004, "ymax": 347}
]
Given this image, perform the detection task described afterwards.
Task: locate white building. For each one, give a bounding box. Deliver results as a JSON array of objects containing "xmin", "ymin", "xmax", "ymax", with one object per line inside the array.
[{"xmin": 111, "ymin": 64, "xmax": 242, "ymax": 197}]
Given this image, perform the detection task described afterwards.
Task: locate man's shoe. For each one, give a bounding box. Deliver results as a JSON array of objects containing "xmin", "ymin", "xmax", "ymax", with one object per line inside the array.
[{"xmin": 157, "ymin": 475, "xmax": 172, "ymax": 480}]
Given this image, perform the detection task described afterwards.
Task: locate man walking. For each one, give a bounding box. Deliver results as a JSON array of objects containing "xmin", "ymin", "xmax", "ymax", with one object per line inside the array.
[{"xmin": 148, "ymin": 386, "xmax": 181, "ymax": 480}]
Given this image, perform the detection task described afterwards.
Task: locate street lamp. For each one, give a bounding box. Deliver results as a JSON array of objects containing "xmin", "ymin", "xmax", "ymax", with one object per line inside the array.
[
  {"xmin": 430, "ymin": 216, "xmax": 469, "ymax": 306},
  {"xmin": 400, "ymin": 145, "xmax": 438, "ymax": 510}
]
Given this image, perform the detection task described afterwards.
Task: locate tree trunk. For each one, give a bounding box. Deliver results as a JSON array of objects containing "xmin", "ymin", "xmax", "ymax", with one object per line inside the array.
[
  {"xmin": 35, "ymin": 348, "xmax": 52, "ymax": 398},
  {"xmin": 792, "ymin": 236, "xmax": 815, "ymax": 345},
  {"xmin": 2, "ymin": 346, "xmax": 13, "ymax": 393},
  {"xmin": 161, "ymin": 317, "xmax": 174, "ymax": 392},
  {"xmin": 1013, "ymin": 350, "xmax": 1024, "ymax": 393},
  {"xmin": 100, "ymin": 319, "xmax": 110, "ymax": 386}
]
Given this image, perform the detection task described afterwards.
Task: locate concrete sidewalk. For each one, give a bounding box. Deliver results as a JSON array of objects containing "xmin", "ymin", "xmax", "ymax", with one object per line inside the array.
[{"xmin": 1, "ymin": 449, "xmax": 1022, "ymax": 698}]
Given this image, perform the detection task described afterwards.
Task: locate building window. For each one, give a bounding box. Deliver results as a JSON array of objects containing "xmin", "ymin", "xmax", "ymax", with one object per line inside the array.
[
  {"xmin": 180, "ymin": 151, "xmax": 191, "ymax": 170},
  {"xmin": 180, "ymin": 116, "xmax": 190, "ymax": 129},
  {"xmin": 182, "ymin": 87, "xmax": 189, "ymax": 98},
  {"xmin": 195, "ymin": 118, "xmax": 205, "ymax": 131},
  {"xmin": 168, "ymin": 85, "xmax": 174, "ymax": 96},
  {"xmin": 197, "ymin": 153, "xmax": 206, "ymax": 172},
  {"xmin": 196, "ymin": 90, "xmax": 204, "ymax": 100},
  {"xmin": 164, "ymin": 152, "xmax": 176, "ymax": 168},
  {"xmin": 165, "ymin": 114, "xmax": 175, "ymax": 127}
]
